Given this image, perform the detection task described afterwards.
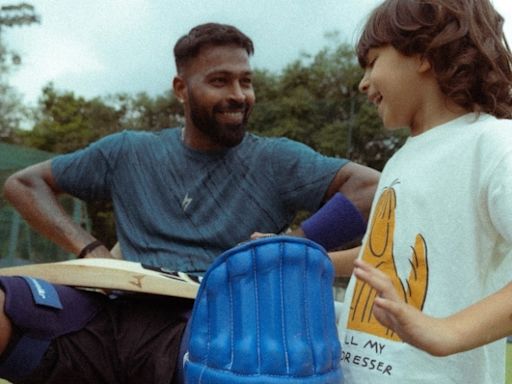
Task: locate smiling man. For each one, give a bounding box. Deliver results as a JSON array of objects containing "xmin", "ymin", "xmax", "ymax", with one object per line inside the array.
[
  {"xmin": 5, "ymin": 23, "xmax": 378, "ymax": 273},
  {"xmin": 1, "ymin": 23, "xmax": 379, "ymax": 383}
]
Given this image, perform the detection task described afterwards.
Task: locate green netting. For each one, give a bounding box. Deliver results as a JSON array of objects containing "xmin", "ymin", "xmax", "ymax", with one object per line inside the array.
[
  {"xmin": 0, "ymin": 142, "xmax": 56, "ymax": 171},
  {"xmin": 0, "ymin": 142, "xmax": 90, "ymax": 266}
]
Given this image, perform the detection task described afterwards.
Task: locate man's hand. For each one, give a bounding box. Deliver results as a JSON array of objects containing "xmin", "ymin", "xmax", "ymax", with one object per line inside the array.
[
  {"xmin": 250, "ymin": 228, "xmax": 305, "ymax": 241},
  {"xmin": 250, "ymin": 232, "xmax": 277, "ymax": 240},
  {"xmin": 81, "ymin": 245, "xmax": 115, "ymax": 259}
]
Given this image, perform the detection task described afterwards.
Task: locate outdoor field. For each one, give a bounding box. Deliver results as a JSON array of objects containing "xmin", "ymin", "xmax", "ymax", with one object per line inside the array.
[
  {"xmin": 507, "ymin": 343, "xmax": 512, "ymax": 384},
  {"xmin": 0, "ymin": 344, "xmax": 511, "ymax": 383}
]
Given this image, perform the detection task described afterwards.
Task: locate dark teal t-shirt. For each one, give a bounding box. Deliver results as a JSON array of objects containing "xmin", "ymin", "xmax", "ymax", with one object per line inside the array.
[{"xmin": 52, "ymin": 128, "xmax": 347, "ymax": 272}]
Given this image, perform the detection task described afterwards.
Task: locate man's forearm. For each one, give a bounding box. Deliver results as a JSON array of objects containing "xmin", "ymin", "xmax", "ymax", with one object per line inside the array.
[{"xmin": 3, "ymin": 162, "xmax": 107, "ymax": 257}]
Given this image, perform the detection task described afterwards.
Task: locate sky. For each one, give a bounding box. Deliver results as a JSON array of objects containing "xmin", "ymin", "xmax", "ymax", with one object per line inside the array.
[{"xmin": 2, "ymin": 0, "xmax": 512, "ymax": 106}]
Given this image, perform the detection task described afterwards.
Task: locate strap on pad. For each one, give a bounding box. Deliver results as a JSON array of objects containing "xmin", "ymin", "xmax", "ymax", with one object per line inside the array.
[{"xmin": 21, "ymin": 276, "xmax": 63, "ymax": 309}]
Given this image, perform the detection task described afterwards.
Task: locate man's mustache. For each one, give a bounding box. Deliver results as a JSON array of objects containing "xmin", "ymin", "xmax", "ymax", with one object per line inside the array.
[{"xmin": 215, "ymin": 101, "xmax": 248, "ymax": 112}]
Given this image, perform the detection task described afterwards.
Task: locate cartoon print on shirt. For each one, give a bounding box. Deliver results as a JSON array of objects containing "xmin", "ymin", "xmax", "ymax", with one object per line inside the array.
[{"xmin": 347, "ymin": 180, "xmax": 429, "ymax": 340}]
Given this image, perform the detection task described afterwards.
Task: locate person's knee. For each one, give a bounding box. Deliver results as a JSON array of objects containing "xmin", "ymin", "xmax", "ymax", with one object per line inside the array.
[
  {"xmin": 0, "ymin": 276, "xmax": 103, "ymax": 382},
  {"xmin": 0, "ymin": 289, "xmax": 13, "ymax": 355}
]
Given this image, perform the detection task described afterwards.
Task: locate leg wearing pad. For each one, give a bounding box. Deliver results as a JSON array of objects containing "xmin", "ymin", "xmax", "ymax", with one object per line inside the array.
[
  {"xmin": 184, "ymin": 236, "xmax": 343, "ymax": 383},
  {"xmin": 0, "ymin": 276, "xmax": 102, "ymax": 382}
]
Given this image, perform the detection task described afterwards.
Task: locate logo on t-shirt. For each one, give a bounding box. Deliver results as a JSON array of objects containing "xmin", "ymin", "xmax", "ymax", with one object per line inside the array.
[
  {"xmin": 182, "ymin": 193, "xmax": 193, "ymax": 211},
  {"xmin": 347, "ymin": 180, "xmax": 429, "ymax": 341}
]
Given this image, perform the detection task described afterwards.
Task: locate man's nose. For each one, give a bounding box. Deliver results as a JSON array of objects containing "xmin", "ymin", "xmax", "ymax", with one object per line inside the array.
[{"xmin": 228, "ymin": 82, "xmax": 247, "ymax": 103}]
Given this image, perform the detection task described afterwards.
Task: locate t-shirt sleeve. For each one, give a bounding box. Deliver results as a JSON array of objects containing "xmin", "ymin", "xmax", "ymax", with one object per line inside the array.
[
  {"xmin": 267, "ymin": 138, "xmax": 348, "ymax": 212},
  {"xmin": 487, "ymin": 150, "xmax": 512, "ymax": 244},
  {"xmin": 51, "ymin": 132, "xmax": 127, "ymax": 201}
]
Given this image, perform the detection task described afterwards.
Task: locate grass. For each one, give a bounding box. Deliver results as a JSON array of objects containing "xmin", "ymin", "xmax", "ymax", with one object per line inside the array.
[{"xmin": 507, "ymin": 343, "xmax": 512, "ymax": 384}]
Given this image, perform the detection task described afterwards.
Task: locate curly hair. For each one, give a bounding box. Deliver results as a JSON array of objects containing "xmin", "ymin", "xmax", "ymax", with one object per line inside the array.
[
  {"xmin": 174, "ymin": 23, "xmax": 254, "ymax": 74},
  {"xmin": 357, "ymin": 0, "xmax": 512, "ymax": 118}
]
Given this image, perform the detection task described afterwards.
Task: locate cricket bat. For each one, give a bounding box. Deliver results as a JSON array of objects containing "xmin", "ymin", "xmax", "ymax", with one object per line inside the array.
[{"xmin": 0, "ymin": 258, "xmax": 200, "ymax": 299}]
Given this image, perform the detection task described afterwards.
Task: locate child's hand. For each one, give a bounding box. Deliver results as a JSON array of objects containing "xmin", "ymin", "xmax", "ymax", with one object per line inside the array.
[
  {"xmin": 353, "ymin": 259, "xmax": 457, "ymax": 356},
  {"xmin": 346, "ymin": 185, "xmax": 428, "ymax": 341}
]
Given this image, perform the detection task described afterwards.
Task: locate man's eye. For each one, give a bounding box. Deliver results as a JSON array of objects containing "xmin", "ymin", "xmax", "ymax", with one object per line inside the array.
[
  {"xmin": 241, "ymin": 78, "xmax": 252, "ymax": 87},
  {"xmin": 211, "ymin": 78, "xmax": 226, "ymax": 86}
]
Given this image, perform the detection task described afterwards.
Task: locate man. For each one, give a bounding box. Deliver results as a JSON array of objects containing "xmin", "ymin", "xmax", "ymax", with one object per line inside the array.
[{"xmin": 1, "ymin": 23, "xmax": 379, "ymax": 383}]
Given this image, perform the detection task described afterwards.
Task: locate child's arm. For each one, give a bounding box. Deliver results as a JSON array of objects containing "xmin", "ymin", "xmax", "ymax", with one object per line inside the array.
[
  {"xmin": 353, "ymin": 259, "xmax": 512, "ymax": 356},
  {"xmin": 329, "ymin": 247, "xmax": 361, "ymax": 277}
]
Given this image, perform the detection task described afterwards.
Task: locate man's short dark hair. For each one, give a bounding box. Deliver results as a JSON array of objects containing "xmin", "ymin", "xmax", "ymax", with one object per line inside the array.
[{"xmin": 174, "ymin": 23, "xmax": 254, "ymax": 73}]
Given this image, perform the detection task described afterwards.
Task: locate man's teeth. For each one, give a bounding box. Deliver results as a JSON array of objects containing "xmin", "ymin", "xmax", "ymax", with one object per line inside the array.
[{"xmin": 222, "ymin": 111, "xmax": 243, "ymax": 115}]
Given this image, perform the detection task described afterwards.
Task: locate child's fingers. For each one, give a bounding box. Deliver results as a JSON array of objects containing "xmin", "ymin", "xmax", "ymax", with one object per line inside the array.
[
  {"xmin": 354, "ymin": 259, "xmax": 401, "ymax": 302},
  {"xmin": 374, "ymin": 297, "xmax": 406, "ymax": 318}
]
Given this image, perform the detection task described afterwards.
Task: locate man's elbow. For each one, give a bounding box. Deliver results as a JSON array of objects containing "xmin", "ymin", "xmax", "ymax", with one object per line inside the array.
[
  {"xmin": 3, "ymin": 163, "xmax": 54, "ymax": 204},
  {"xmin": 340, "ymin": 164, "xmax": 380, "ymax": 220},
  {"xmin": 3, "ymin": 172, "xmax": 22, "ymax": 204},
  {"xmin": 3, "ymin": 170, "xmax": 37, "ymax": 205}
]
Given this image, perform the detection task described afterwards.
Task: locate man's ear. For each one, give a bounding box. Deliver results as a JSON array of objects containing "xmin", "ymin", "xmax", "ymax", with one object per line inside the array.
[{"xmin": 173, "ymin": 76, "xmax": 186, "ymax": 103}]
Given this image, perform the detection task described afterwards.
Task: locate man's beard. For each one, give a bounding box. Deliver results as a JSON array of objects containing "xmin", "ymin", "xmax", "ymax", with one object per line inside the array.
[{"xmin": 189, "ymin": 94, "xmax": 251, "ymax": 148}]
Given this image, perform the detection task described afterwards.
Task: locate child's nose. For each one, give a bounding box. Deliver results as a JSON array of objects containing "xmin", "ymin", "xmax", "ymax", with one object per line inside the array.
[{"xmin": 358, "ymin": 75, "xmax": 369, "ymax": 93}]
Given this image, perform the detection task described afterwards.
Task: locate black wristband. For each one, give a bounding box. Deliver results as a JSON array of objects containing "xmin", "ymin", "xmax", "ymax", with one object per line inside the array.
[{"xmin": 78, "ymin": 240, "xmax": 104, "ymax": 259}]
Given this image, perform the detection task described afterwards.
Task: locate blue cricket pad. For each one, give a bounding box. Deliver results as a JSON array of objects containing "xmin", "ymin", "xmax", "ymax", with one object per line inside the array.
[
  {"xmin": 301, "ymin": 192, "xmax": 366, "ymax": 250},
  {"xmin": 0, "ymin": 276, "xmax": 102, "ymax": 381},
  {"xmin": 184, "ymin": 236, "xmax": 343, "ymax": 384}
]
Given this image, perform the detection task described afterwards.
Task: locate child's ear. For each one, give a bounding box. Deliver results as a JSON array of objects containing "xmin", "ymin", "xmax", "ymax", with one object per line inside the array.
[{"xmin": 418, "ymin": 57, "xmax": 432, "ymax": 73}]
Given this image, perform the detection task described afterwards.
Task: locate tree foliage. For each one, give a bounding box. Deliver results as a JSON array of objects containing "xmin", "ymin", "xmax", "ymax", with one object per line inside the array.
[
  {"xmin": 21, "ymin": 84, "xmax": 120, "ymax": 152},
  {"xmin": 0, "ymin": 73, "xmax": 25, "ymax": 141},
  {"xmin": 0, "ymin": 3, "xmax": 40, "ymax": 28},
  {"xmin": 0, "ymin": 2, "xmax": 40, "ymax": 141}
]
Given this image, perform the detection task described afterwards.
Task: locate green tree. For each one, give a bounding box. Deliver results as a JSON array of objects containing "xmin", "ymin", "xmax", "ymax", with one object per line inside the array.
[
  {"xmin": 111, "ymin": 90, "xmax": 183, "ymax": 131},
  {"xmin": 0, "ymin": 70, "xmax": 25, "ymax": 141},
  {"xmin": 22, "ymin": 83, "xmax": 120, "ymax": 152},
  {"xmin": 0, "ymin": 3, "xmax": 39, "ymax": 28},
  {"xmin": 0, "ymin": 3, "xmax": 40, "ymax": 141}
]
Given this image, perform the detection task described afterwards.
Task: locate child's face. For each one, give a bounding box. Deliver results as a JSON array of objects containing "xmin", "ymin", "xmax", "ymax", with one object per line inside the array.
[{"xmin": 358, "ymin": 45, "xmax": 428, "ymax": 135}]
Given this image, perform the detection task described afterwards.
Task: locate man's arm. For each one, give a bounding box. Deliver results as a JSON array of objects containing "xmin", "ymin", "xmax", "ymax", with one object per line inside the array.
[
  {"xmin": 353, "ymin": 259, "xmax": 512, "ymax": 356},
  {"xmin": 252, "ymin": 162, "xmax": 379, "ymax": 250},
  {"xmin": 298, "ymin": 162, "xmax": 379, "ymax": 249},
  {"xmin": 324, "ymin": 162, "xmax": 380, "ymax": 220},
  {"xmin": 3, "ymin": 160, "xmax": 110, "ymax": 258}
]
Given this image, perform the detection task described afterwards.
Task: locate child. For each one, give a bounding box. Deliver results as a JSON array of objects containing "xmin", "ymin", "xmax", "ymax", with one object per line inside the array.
[{"xmin": 337, "ymin": 0, "xmax": 512, "ymax": 383}]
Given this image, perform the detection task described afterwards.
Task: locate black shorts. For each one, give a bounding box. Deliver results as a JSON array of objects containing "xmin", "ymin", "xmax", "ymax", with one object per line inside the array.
[{"xmin": 17, "ymin": 294, "xmax": 193, "ymax": 384}]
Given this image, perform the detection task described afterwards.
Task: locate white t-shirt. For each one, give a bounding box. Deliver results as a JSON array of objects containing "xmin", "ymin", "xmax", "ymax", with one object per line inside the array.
[{"xmin": 338, "ymin": 114, "xmax": 512, "ymax": 383}]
